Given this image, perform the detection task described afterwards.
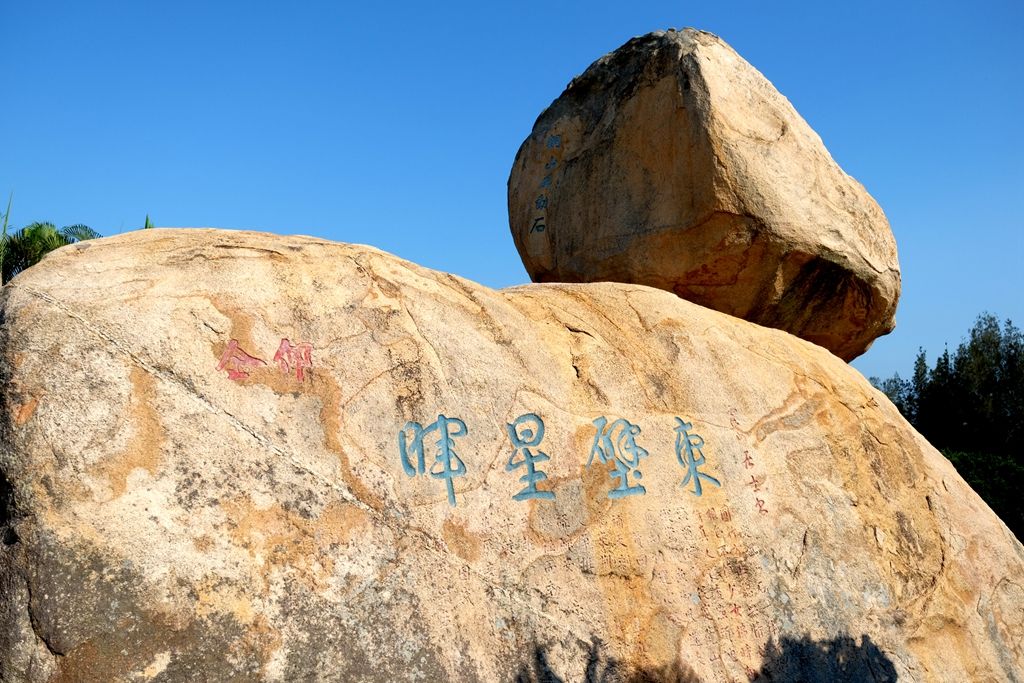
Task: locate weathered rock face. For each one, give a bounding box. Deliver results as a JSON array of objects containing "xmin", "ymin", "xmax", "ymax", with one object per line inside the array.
[
  {"xmin": 508, "ymin": 29, "xmax": 901, "ymax": 361},
  {"xmin": 0, "ymin": 230, "xmax": 1019, "ymax": 682}
]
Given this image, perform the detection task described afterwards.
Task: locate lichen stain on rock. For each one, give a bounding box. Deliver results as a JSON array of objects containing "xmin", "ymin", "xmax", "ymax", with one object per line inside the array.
[
  {"xmin": 441, "ymin": 518, "xmax": 484, "ymax": 562},
  {"xmin": 13, "ymin": 396, "xmax": 39, "ymax": 426},
  {"xmin": 526, "ymin": 477, "xmax": 589, "ymax": 547},
  {"xmin": 591, "ymin": 506, "xmax": 657, "ymax": 664},
  {"xmin": 318, "ymin": 380, "xmax": 388, "ymax": 511},
  {"xmin": 579, "ymin": 442, "xmax": 615, "ymax": 523},
  {"xmin": 193, "ymin": 576, "xmax": 257, "ymax": 626},
  {"xmin": 187, "ymin": 583, "xmax": 286, "ymax": 674},
  {"xmin": 192, "ymin": 534, "xmax": 214, "ymax": 552},
  {"xmin": 750, "ymin": 382, "xmax": 824, "ymax": 445},
  {"xmin": 46, "ymin": 610, "xmax": 272, "ymax": 683},
  {"xmin": 221, "ymin": 495, "xmax": 369, "ymax": 591},
  {"xmin": 89, "ymin": 365, "xmax": 163, "ymax": 499},
  {"xmin": 21, "ymin": 535, "xmax": 268, "ymax": 681},
  {"xmin": 636, "ymin": 608, "xmax": 686, "ymax": 673}
]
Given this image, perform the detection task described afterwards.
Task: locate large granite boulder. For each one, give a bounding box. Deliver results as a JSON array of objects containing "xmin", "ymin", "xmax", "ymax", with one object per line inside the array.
[
  {"xmin": 508, "ymin": 29, "xmax": 901, "ymax": 361},
  {"xmin": 1, "ymin": 230, "xmax": 1019, "ymax": 682}
]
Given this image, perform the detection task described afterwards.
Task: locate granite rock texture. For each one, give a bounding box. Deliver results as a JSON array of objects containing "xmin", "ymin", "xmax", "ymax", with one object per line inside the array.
[
  {"xmin": 508, "ymin": 29, "xmax": 901, "ymax": 361},
  {"xmin": 1, "ymin": 230, "xmax": 1019, "ymax": 682}
]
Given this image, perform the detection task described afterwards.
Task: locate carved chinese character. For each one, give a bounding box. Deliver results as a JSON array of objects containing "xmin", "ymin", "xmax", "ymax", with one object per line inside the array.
[
  {"xmin": 546, "ymin": 134, "xmax": 562, "ymax": 149},
  {"xmin": 217, "ymin": 339, "xmax": 266, "ymax": 380},
  {"xmin": 587, "ymin": 417, "xmax": 648, "ymax": 498},
  {"xmin": 398, "ymin": 415, "xmax": 468, "ymax": 507},
  {"xmin": 674, "ymin": 418, "xmax": 721, "ymax": 496},
  {"xmin": 535, "ymin": 194, "xmax": 549, "ymax": 210},
  {"xmin": 505, "ymin": 413, "xmax": 555, "ymax": 501},
  {"xmin": 274, "ymin": 338, "xmax": 313, "ymax": 381}
]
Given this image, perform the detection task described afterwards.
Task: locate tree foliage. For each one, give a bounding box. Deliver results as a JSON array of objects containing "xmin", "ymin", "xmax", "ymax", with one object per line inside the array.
[
  {"xmin": 871, "ymin": 314, "xmax": 1024, "ymax": 541},
  {"xmin": 1, "ymin": 221, "xmax": 101, "ymax": 284}
]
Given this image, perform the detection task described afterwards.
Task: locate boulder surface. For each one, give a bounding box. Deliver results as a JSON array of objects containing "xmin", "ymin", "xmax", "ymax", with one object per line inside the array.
[
  {"xmin": 1, "ymin": 230, "xmax": 1020, "ymax": 682},
  {"xmin": 508, "ymin": 29, "xmax": 901, "ymax": 361}
]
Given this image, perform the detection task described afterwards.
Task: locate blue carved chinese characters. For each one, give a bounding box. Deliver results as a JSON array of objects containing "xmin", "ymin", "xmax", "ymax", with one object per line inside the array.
[
  {"xmin": 399, "ymin": 415, "xmax": 468, "ymax": 507},
  {"xmin": 397, "ymin": 413, "xmax": 723, "ymax": 507},
  {"xmin": 505, "ymin": 413, "xmax": 555, "ymax": 501},
  {"xmin": 588, "ymin": 417, "xmax": 648, "ymax": 498},
  {"xmin": 674, "ymin": 418, "xmax": 720, "ymax": 496}
]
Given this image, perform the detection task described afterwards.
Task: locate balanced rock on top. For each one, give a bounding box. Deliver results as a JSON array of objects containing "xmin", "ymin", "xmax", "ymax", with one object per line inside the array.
[{"xmin": 508, "ymin": 28, "xmax": 901, "ymax": 361}]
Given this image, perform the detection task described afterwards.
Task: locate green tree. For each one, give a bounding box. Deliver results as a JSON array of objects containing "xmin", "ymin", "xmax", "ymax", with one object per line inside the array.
[
  {"xmin": 872, "ymin": 313, "xmax": 1024, "ymax": 540},
  {"xmin": 871, "ymin": 372, "xmax": 912, "ymax": 418},
  {"xmin": 918, "ymin": 347, "xmax": 956, "ymax": 449},
  {"xmin": 1001, "ymin": 320, "xmax": 1024, "ymax": 454},
  {"xmin": 1, "ymin": 221, "xmax": 101, "ymax": 284},
  {"xmin": 909, "ymin": 348, "xmax": 928, "ymax": 423}
]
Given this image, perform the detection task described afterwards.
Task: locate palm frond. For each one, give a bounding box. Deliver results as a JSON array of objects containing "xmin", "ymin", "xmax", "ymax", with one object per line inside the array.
[
  {"xmin": 20, "ymin": 223, "xmax": 65, "ymax": 251},
  {"xmin": 60, "ymin": 224, "xmax": 101, "ymax": 243},
  {"xmin": 0, "ymin": 194, "xmax": 10, "ymax": 284},
  {"xmin": 3, "ymin": 222, "xmax": 65, "ymax": 282},
  {"xmin": 20, "ymin": 221, "xmax": 56, "ymax": 231},
  {"xmin": 1, "ymin": 217, "xmax": 100, "ymax": 283},
  {"xmin": 1, "ymin": 194, "xmax": 11, "ymax": 235}
]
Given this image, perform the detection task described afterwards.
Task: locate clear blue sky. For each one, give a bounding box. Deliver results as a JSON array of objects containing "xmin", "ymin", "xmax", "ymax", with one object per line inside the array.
[{"xmin": 3, "ymin": 1, "xmax": 1021, "ymax": 380}]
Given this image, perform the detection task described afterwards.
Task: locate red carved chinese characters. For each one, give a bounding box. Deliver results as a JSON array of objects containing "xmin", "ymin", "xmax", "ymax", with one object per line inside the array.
[
  {"xmin": 274, "ymin": 338, "xmax": 313, "ymax": 381},
  {"xmin": 217, "ymin": 340, "xmax": 267, "ymax": 380},
  {"xmin": 740, "ymin": 450, "xmax": 770, "ymax": 516},
  {"xmin": 742, "ymin": 451, "xmax": 755, "ymax": 469}
]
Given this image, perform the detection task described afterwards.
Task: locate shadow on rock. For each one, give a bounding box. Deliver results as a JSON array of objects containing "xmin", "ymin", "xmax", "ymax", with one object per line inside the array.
[
  {"xmin": 516, "ymin": 633, "xmax": 897, "ymax": 683},
  {"xmin": 754, "ymin": 633, "xmax": 898, "ymax": 683},
  {"xmin": 516, "ymin": 637, "xmax": 702, "ymax": 682}
]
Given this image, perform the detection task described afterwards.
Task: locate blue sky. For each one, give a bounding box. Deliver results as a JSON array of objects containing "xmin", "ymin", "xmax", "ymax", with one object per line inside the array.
[{"xmin": 2, "ymin": 1, "xmax": 1021, "ymax": 380}]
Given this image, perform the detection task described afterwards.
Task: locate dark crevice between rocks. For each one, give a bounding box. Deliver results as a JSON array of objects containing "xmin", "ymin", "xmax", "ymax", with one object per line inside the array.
[
  {"xmin": 565, "ymin": 324, "xmax": 595, "ymax": 339},
  {"xmin": 762, "ymin": 253, "xmax": 883, "ymax": 361},
  {"xmin": 0, "ymin": 469, "xmax": 17, "ymax": 546},
  {"xmin": 516, "ymin": 633, "xmax": 898, "ymax": 683},
  {"xmin": 23, "ymin": 571, "xmax": 64, "ymax": 660},
  {"xmin": 0, "ymin": 299, "xmax": 16, "ymax": 548}
]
